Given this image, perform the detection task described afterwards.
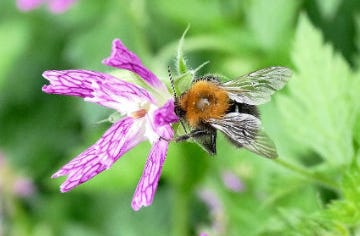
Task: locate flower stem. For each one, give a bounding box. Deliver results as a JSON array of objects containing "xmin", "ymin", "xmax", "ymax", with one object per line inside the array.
[
  {"xmin": 273, "ymin": 158, "xmax": 340, "ymax": 190},
  {"xmin": 172, "ymin": 188, "xmax": 190, "ymax": 236},
  {"xmin": 171, "ymin": 144, "xmax": 208, "ymax": 236},
  {"xmin": 171, "ymin": 145, "xmax": 191, "ymax": 236}
]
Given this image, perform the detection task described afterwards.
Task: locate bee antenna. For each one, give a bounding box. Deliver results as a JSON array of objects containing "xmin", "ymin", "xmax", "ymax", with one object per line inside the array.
[
  {"xmin": 168, "ymin": 66, "xmax": 188, "ymax": 134},
  {"xmin": 168, "ymin": 66, "xmax": 177, "ymax": 98}
]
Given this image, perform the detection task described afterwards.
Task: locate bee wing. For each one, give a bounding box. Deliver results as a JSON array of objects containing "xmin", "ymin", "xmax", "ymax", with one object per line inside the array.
[
  {"xmin": 220, "ymin": 66, "xmax": 292, "ymax": 105},
  {"xmin": 209, "ymin": 113, "xmax": 277, "ymax": 158}
]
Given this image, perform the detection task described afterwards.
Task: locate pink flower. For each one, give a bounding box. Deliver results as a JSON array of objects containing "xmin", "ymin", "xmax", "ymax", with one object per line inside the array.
[
  {"xmin": 42, "ymin": 39, "xmax": 178, "ymax": 210},
  {"xmin": 221, "ymin": 170, "xmax": 244, "ymax": 192},
  {"xmin": 17, "ymin": 0, "xmax": 76, "ymax": 13},
  {"xmin": 197, "ymin": 188, "xmax": 226, "ymax": 235}
]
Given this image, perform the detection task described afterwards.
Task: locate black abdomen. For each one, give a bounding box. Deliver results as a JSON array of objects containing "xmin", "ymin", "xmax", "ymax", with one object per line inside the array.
[{"xmin": 228, "ymin": 102, "xmax": 259, "ymax": 117}]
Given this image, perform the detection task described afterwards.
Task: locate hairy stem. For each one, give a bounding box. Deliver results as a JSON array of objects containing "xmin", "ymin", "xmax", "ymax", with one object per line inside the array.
[{"xmin": 274, "ymin": 158, "xmax": 340, "ymax": 190}]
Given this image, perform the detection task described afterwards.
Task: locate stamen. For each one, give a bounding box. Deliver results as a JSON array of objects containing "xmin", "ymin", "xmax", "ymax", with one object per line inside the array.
[{"xmin": 131, "ymin": 109, "xmax": 147, "ymax": 118}]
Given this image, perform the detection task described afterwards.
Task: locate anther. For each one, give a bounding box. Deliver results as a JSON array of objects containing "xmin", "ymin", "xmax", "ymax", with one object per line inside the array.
[{"xmin": 130, "ymin": 109, "xmax": 147, "ymax": 118}]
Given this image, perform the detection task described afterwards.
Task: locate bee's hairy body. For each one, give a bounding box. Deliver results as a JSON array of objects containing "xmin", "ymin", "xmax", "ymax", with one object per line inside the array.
[
  {"xmin": 175, "ymin": 76, "xmax": 259, "ymax": 154},
  {"xmin": 178, "ymin": 80, "xmax": 229, "ymax": 127},
  {"xmin": 173, "ymin": 66, "xmax": 292, "ymax": 158},
  {"xmin": 177, "ymin": 78, "xmax": 259, "ymax": 127}
]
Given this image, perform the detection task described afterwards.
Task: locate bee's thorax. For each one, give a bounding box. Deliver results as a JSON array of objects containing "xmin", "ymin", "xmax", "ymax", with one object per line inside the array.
[
  {"xmin": 196, "ymin": 97, "xmax": 211, "ymax": 111},
  {"xmin": 179, "ymin": 80, "xmax": 229, "ymax": 127}
]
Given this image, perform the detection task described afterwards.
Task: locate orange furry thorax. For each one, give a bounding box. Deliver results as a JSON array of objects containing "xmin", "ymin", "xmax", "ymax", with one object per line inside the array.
[{"xmin": 179, "ymin": 80, "xmax": 230, "ymax": 127}]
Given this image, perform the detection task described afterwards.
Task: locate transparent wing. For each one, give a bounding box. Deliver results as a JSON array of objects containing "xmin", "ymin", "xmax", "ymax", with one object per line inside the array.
[
  {"xmin": 220, "ymin": 66, "xmax": 292, "ymax": 105},
  {"xmin": 209, "ymin": 113, "xmax": 277, "ymax": 158}
]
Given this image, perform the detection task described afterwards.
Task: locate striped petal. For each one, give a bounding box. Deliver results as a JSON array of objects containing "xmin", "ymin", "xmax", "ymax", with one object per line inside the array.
[
  {"xmin": 42, "ymin": 70, "xmax": 155, "ymax": 115},
  {"xmin": 52, "ymin": 117, "xmax": 145, "ymax": 192},
  {"xmin": 153, "ymin": 99, "xmax": 179, "ymax": 127},
  {"xmin": 131, "ymin": 138, "xmax": 169, "ymax": 211},
  {"xmin": 102, "ymin": 39, "xmax": 167, "ymax": 91},
  {"xmin": 143, "ymin": 100, "xmax": 178, "ymax": 143}
]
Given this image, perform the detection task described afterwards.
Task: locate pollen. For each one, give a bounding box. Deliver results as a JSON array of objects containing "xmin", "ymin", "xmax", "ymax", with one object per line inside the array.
[{"xmin": 179, "ymin": 80, "xmax": 229, "ymax": 127}]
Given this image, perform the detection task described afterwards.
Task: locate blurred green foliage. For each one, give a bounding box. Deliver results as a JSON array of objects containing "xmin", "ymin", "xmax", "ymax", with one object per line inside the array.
[{"xmin": 0, "ymin": 0, "xmax": 360, "ymax": 235}]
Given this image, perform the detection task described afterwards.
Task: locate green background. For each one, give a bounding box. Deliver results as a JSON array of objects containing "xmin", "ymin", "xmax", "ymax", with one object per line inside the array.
[{"xmin": 1, "ymin": 0, "xmax": 360, "ymax": 235}]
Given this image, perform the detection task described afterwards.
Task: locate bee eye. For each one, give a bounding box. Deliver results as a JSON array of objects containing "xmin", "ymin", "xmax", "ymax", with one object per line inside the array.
[{"xmin": 175, "ymin": 106, "xmax": 185, "ymax": 117}]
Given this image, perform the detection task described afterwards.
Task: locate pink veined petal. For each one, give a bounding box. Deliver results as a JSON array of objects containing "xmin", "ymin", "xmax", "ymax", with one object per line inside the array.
[
  {"xmin": 52, "ymin": 117, "xmax": 146, "ymax": 192},
  {"xmin": 145, "ymin": 100, "xmax": 176, "ymax": 142},
  {"xmin": 47, "ymin": 0, "xmax": 76, "ymax": 13},
  {"xmin": 144, "ymin": 112, "xmax": 175, "ymax": 146},
  {"xmin": 17, "ymin": 0, "xmax": 43, "ymax": 11},
  {"xmin": 156, "ymin": 124, "xmax": 174, "ymax": 141},
  {"xmin": 42, "ymin": 70, "xmax": 155, "ymax": 114},
  {"xmin": 153, "ymin": 99, "xmax": 179, "ymax": 127},
  {"xmin": 102, "ymin": 39, "xmax": 167, "ymax": 91},
  {"xmin": 131, "ymin": 138, "xmax": 169, "ymax": 211}
]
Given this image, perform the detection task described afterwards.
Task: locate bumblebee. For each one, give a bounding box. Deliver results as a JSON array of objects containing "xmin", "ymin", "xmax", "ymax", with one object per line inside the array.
[{"xmin": 173, "ymin": 66, "xmax": 292, "ymax": 158}]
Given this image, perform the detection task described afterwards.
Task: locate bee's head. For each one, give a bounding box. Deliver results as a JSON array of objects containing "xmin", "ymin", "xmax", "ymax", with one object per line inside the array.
[{"xmin": 174, "ymin": 100, "xmax": 186, "ymax": 118}]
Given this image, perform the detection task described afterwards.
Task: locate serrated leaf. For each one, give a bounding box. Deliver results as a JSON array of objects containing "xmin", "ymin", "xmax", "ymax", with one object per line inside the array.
[
  {"xmin": 324, "ymin": 163, "xmax": 360, "ymax": 227},
  {"xmin": 341, "ymin": 163, "xmax": 360, "ymax": 204},
  {"xmin": 277, "ymin": 14, "xmax": 357, "ymax": 164}
]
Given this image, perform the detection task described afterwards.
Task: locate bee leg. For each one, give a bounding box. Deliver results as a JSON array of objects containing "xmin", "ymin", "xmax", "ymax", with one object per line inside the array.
[
  {"xmin": 159, "ymin": 136, "xmax": 171, "ymax": 142},
  {"xmin": 178, "ymin": 120, "xmax": 188, "ymax": 134},
  {"xmin": 174, "ymin": 129, "xmax": 212, "ymax": 142},
  {"xmin": 159, "ymin": 128, "xmax": 207, "ymax": 143},
  {"xmin": 175, "ymin": 128, "xmax": 217, "ymax": 155}
]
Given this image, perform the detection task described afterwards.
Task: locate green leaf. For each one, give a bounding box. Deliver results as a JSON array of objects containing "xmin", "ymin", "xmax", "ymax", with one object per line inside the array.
[
  {"xmin": 176, "ymin": 26, "xmax": 190, "ymax": 75},
  {"xmin": 321, "ymin": 163, "xmax": 360, "ymax": 231},
  {"xmin": 277, "ymin": 14, "xmax": 357, "ymax": 165}
]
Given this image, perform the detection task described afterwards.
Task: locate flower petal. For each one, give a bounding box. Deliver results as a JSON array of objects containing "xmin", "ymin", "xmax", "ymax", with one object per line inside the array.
[
  {"xmin": 102, "ymin": 39, "xmax": 167, "ymax": 91},
  {"xmin": 131, "ymin": 138, "xmax": 169, "ymax": 210},
  {"xmin": 144, "ymin": 100, "xmax": 176, "ymax": 143},
  {"xmin": 153, "ymin": 99, "xmax": 179, "ymax": 127},
  {"xmin": 52, "ymin": 117, "xmax": 145, "ymax": 192},
  {"xmin": 42, "ymin": 70, "xmax": 155, "ymax": 114}
]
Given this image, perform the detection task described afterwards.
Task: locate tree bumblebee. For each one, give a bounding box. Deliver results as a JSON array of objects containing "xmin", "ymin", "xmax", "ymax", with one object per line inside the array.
[{"xmin": 172, "ymin": 66, "xmax": 292, "ymax": 158}]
